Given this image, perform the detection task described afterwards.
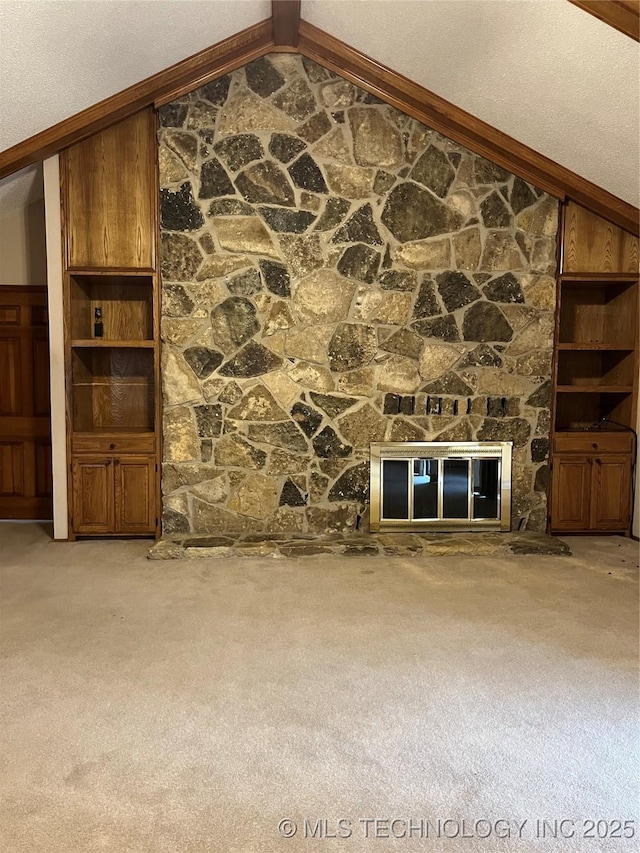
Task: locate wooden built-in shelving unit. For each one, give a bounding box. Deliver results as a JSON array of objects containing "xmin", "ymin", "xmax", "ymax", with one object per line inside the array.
[
  {"xmin": 61, "ymin": 110, "xmax": 160, "ymax": 538},
  {"xmin": 550, "ymin": 202, "xmax": 639, "ymax": 533}
]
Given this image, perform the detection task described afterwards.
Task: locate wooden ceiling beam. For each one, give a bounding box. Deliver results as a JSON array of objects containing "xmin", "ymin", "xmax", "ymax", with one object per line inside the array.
[
  {"xmin": 0, "ymin": 20, "xmax": 274, "ymax": 180},
  {"xmin": 298, "ymin": 21, "xmax": 639, "ymax": 236},
  {"xmin": 568, "ymin": 1, "xmax": 639, "ymax": 41},
  {"xmin": 272, "ymin": 1, "xmax": 301, "ymax": 47}
]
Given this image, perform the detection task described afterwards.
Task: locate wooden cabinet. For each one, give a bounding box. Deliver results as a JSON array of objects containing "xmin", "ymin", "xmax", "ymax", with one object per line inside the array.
[
  {"xmin": 64, "ymin": 111, "xmax": 156, "ymax": 270},
  {"xmin": 61, "ymin": 108, "xmax": 160, "ymax": 539},
  {"xmin": 550, "ymin": 448, "xmax": 632, "ymax": 533},
  {"xmin": 73, "ymin": 454, "xmax": 156, "ymax": 535},
  {"xmin": 550, "ymin": 202, "xmax": 638, "ymax": 535}
]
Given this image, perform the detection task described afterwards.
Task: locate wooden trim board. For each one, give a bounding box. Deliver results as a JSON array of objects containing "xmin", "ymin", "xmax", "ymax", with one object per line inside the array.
[{"xmin": 568, "ymin": 1, "xmax": 639, "ymax": 41}]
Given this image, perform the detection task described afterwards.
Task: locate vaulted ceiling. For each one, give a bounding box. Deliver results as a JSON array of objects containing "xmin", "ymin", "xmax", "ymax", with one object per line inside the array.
[{"xmin": 0, "ymin": 0, "xmax": 638, "ymax": 217}]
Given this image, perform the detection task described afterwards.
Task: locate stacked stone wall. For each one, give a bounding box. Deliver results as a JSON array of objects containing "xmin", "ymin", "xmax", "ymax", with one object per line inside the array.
[{"xmin": 159, "ymin": 55, "xmax": 558, "ymax": 535}]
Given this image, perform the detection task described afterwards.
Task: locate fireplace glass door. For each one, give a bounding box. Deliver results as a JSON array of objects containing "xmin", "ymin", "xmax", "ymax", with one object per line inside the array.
[{"xmin": 371, "ymin": 442, "xmax": 512, "ymax": 532}]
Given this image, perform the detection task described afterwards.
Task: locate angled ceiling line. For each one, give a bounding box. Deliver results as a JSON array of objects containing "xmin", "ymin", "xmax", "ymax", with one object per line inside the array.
[
  {"xmin": 0, "ymin": 10, "xmax": 637, "ymax": 235},
  {"xmin": 568, "ymin": 0, "xmax": 640, "ymax": 41}
]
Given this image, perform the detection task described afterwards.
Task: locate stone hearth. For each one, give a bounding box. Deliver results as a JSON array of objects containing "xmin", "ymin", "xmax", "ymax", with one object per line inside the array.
[
  {"xmin": 149, "ymin": 531, "xmax": 570, "ymax": 560},
  {"xmin": 158, "ymin": 54, "xmax": 558, "ymax": 539}
]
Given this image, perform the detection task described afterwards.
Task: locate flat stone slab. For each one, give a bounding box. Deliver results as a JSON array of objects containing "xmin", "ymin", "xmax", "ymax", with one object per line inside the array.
[{"xmin": 149, "ymin": 531, "xmax": 570, "ymax": 560}]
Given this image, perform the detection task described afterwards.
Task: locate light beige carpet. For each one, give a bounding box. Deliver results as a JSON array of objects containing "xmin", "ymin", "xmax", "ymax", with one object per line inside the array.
[{"xmin": 0, "ymin": 523, "xmax": 638, "ymax": 852}]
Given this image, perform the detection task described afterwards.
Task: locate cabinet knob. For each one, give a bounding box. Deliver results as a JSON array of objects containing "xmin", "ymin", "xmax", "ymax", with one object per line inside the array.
[
  {"xmin": 114, "ymin": 459, "xmax": 120, "ymax": 466},
  {"xmin": 109, "ymin": 443, "xmax": 115, "ymax": 450},
  {"xmin": 592, "ymin": 443, "xmax": 598, "ymax": 449},
  {"xmin": 596, "ymin": 458, "xmax": 602, "ymax": 465},
  {"xmin": 105, "ymin": 459, "xmax": 111, "ymax": 465}
]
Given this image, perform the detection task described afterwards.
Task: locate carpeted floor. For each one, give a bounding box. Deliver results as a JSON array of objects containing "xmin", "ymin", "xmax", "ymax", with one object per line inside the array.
[{"xmin": 0, "ymin": 522, "xmax": 638, "ymax": 852}]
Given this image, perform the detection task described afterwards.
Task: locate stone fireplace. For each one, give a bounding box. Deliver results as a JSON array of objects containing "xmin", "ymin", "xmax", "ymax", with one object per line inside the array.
[{"xmin": 157, "ymin": 54, "xmax": 558, "ymax": 539}]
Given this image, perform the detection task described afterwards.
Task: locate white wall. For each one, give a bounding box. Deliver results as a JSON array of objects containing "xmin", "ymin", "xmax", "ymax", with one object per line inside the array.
[
  {"xmin": 43, "ymin": 155, "xmax": 68, "ymax": 540},
  {"xmin": 0, "ymin": 199, "xmax": 47, "ymax": 284}
]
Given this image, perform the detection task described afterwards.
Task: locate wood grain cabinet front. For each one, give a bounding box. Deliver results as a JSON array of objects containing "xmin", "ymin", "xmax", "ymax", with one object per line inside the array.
[
  {"xmin": 72, "ymin": 454, "xmax": 156, "ymax": 536},
  {"xmin": 550, "ymin": 441, "xmax": 633, "ymax": 533}
]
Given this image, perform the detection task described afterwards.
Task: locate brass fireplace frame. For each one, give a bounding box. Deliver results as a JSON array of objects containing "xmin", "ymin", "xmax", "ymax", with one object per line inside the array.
[{"xmin": 369, "ymin": 441, "xmax": 513, "ymax": 533}]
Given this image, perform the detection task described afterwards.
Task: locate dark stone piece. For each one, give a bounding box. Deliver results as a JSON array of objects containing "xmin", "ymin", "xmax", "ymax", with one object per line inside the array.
[
  {"xmin": 194, "ymin": 404, "xmax": 223, "ymax": 437},
  {"xmin": 474, "ymin": 156, "xmax": 511, "ymax": 184},
  {"xmin": 413, "ymin": 279, "xmax": 442, "ymax": 318},
  {"xmin": 421, "ymin": 372, "xmax": 473, "ymax": 395},
  {"xmin": 248, "ymin": 422, "xmax": 308, "ymax": 452},
  {"xmin": 200, "ymin": 75, "xmax": 231, "ymax": 106},
  {"xmin": 162, "ymin": 282, "xmax": 194, "ymax": 317},
  {"xmin": 328, "ymin": 462, "xmax": 370, "ymax": 502},
  {"xmin": 384, "ymin": 393, "xmax": 401, "ymax": 414},
  {"xmin": 198, "ymin": 158, "xmax": 234, "ymax": 199},
  {"xmin": 245, "ymin": 57, "xmax": 285, "ymax": 97},
  {"xmin": 201, "ymin": 439, "xmax": 213, "ymax": 462},
  {"xmin": 211, "ymin": 297, "xmax": 260, "ymax": 348},
  {"xmin": 410, "ymin": 146, "xmax": 456, "ymax": 197},
  {"xmin": 510, "ymin": 178, "xmax": 538, "ymax": 214},
  {"xmin": 160, "ymin": 183, "xmax": 204, "ymax": 231},
  {"xmin": 379, "ymin": 270, "xmax": 417, "ymax": 292},
  {"xmin": 381, "ymin": 328, "xmax": 423, "ymax": 359},
  {"xmin": 279, "ymin": 544, "xmax": 328, "ymax": 557},
  {"xmin": 183, "ymin": 535, "xmax": 235, "ymax": 548},
  {"xmin": 399, "ymin": 396, "xmax": 415, "ymax": 415},
  {"xmin": 474, "ymin": 273, "xmax": 492, "ymax": 285},
  {"xmin": 184, "ymin": 346, "xmax": 224, "ymax": 378},
  {"xmin": 460, "ymin": 344, "xmax": 503, "ymax": 368},
  {"xmin": 436, "ymin": 271, "xmax": 482, "ymax": 312},
  {"xmin": 412, "ymin": 315, "xmax": 460, "ymax": 342},
  {"xmin": 526, "ymin": 380, "xmax": 552, "ymax": 408},
  {"xmin": 288, "ymin": 153, "xmax": 328, "ymax": 193},
  {"xmin": 531, "ymin": 438, "xmax": 549, "ymax": 462},
  {"xmin": 158, "ymin": 102, "xmax": 188, "ymax": 128},
  {"xmin": 272, "ymin": 79, "xmax": 316, "ymax": 122},
  {"xmin": 381, "ymin": 183, "xmax": 463, "ymax": 242},
  {"xmin": 483, "ymin": 272, "xmax": 525, "ymax": 304},
  {"xmin": 515, "ymin": 231, "xmax": 530, "ymax": 261},
  {"xmin": 259, "ymin": 259, "xmax": 291, "ymax": 297},
  {"xmin": 331, "ymin": 203, "xmax": 383, "ymax": 245},
  {"xmin": 374, "ymin": 170, "xmax": 396, "ymax": 195},
  {"xmin": 214, "ymin": 134, "xmax": 264, "ymax": 171},
  {"xmin": 342, "ymin": 545, "xmax": 379, "ymax": 557},
  {"xmin": 208, "ymin": 198, "xmax": 254, "ymax": 216},
  {"xmin": 227, "ymin": 268, "xmax": 262, "ymax": 296},
  {"xmin": 314, "ymin": 197, "xmax": 352, "ymax": 231},
  {"xmin": 235, "ymin": 162, "xmax": 295, "ymax": 206},
  {"xmin": 448, "ymin": 152, "xmax": 462, "ymax": 167},
  {"xmin": 476, "ymin": 417, "xmax": 531, "ymax": 447},
  {"xmin": 219, "ymin": 341, "xmax": 283, "ymax": 377},
  {"xmin": 534, "ymin": 464, "xmax": 549, "ymax": 492},
  {"xmin": 462, "ymin": 302, "xmax": 513, "ymax": 342},
  {"xmin": 291, "ymin": 402, "xmax": 323, "ymax": 437},
  {"xmin": 269, "ymin": 133, "xmax": 307, "ymax": 164},
  {"xmin": 161, "ymin": 234, "xmax": 202, "ymax": 282},
  {"xmin": 508, "ymin": 533, "xmax": 570, "ymax": 556},
  {"xmin": 332, "ymin": 111, "xmax": 345, "ymax": 124},
  {"xmin": 312, "ymin": 426, "xmax": 352, "ymax": 458},
  {"xmin": 162, "ymin": 508, "xmax": 190, "ymax": 534},
  {"xmin": 309, "ymin": 393, "xmax": 358, "ymax": 419},
  {"xmin": 297, "ymin": 112, "xmax": 332, "ymax": 143},
  {"xmin": 280, "ymin": 479, "xmax": 307, "ymax": 507},
  {"xmin": 480, "ymin": 191, "xmax": 512, "ymax": 228},
  {"xmin": 487, "ymin": 397, "xmax": 505, "ymax": 418},
  {"xmin": 258, "ymin": 207, "xmax": 316, "ymax": 233},
  {"xmin": 382, "ymin": 245, "xmax": 393, "ymax": 269},
  {"xmin": 337, "ymin": 244, "xmax": 381, "ymax": 283},
  {"xmin": 327, "ymin": 323, "xmax": 377, "ymax": 371}
]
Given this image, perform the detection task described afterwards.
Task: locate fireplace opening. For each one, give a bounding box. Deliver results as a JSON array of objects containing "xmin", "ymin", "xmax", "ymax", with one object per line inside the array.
[{"xmin": 370, "ymin": 442, "xmax": 512, "ymax": 532}]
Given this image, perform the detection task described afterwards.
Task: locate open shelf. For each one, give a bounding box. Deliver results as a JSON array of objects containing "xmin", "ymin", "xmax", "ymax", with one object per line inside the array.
[
  {"xmin": 555, "ymin": 391, "xmax": 634, "ymax": 431},
  {"xmin": 558, "ymin": 278, "xmax": 637, "ymax": 347},
  {"xmin": 69, "ymin": 274, "xmax": 154, "ymax": 342},
  {"xmin": 71, "ymin": 347, "xmax": 154, "ymax": 432},
  {"xmin": 557, "ymin": 348, "xmax": 636, "ymax": 388}
]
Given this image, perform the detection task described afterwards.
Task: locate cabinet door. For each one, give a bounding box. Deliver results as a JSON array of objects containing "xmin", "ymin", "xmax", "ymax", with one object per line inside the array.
[
  {"xmin": 592, "ymin": 455, "xmax": 632, "ymax": 531},
  {"xmin": 72, "ymin": 457, "xmax": 113, "ymax": 534},
  {"xmin": 550, "ymin": 455, "xmax": 591, "ymax": 531},
  {"xmin": 114, "ymin": 456, "xmax": 155, "ymax": 534}
]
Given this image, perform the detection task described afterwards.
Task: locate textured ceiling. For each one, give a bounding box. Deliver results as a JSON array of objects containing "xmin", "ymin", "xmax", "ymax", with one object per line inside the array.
[{"xmin": 0, "ymin": 0, "xmax": 638, "ymax": 214}]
